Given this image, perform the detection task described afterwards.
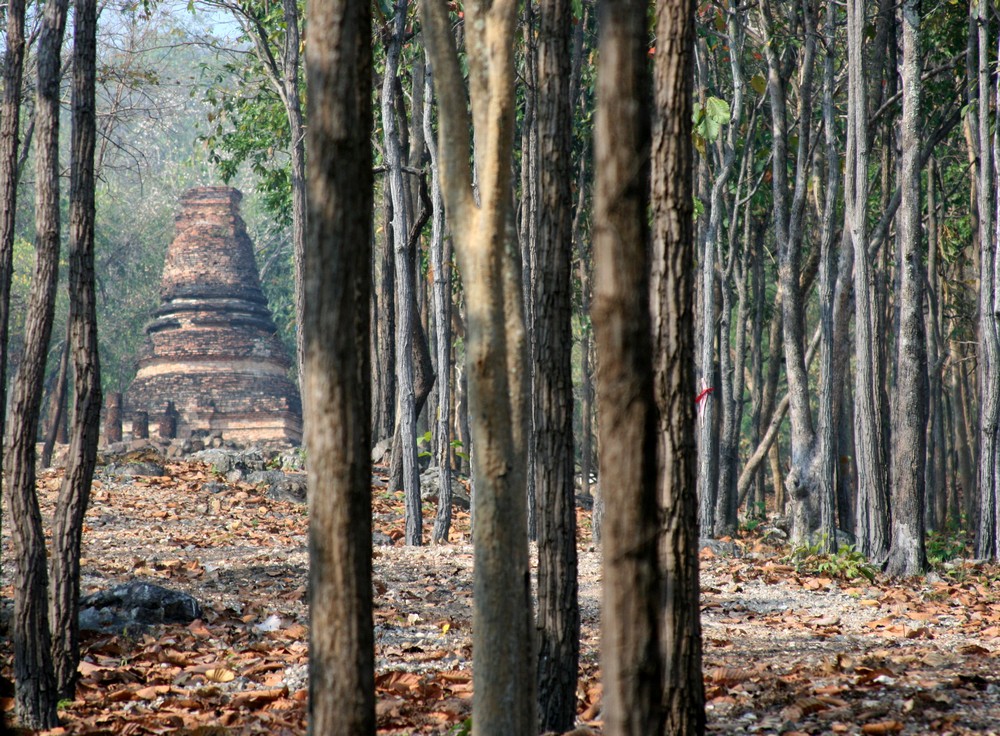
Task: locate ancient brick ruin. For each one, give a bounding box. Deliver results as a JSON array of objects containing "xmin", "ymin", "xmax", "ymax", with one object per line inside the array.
[{"xmin": 124, "ymin": 186, "xmax": 302, "ymax": 445}]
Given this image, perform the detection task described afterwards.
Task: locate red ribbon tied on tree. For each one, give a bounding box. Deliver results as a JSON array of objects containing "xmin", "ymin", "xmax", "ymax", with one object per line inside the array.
[{"xmin": 695, "ymin": 387, "xmax": 714, "ymax": 405}]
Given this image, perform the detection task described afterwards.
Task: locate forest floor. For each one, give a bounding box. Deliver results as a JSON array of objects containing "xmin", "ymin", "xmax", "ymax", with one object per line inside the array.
[{"xmin": 1, "ymin": 455, "xmax": 999, "ymax": 735}]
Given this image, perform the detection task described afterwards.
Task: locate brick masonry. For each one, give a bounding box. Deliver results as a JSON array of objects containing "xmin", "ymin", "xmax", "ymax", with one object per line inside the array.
[{"xmin": 124, "ymin": 186, "xmax": 302, "ymax": 445}]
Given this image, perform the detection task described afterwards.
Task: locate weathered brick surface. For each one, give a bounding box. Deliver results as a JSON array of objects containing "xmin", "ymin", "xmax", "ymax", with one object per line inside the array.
[{"xmin": 124, "ymin": 187, "xmax": 302, "ymax": 445}]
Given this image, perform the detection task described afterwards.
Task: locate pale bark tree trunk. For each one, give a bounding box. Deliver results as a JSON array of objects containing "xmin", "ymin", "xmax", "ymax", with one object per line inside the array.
[
  {"xmin": 593, "ymin": 0, "xmax": 663, "ymax": 733},
  {"xmin": 886, "ymin": 0, "xmax": 928, "ymax": 576},
  {"xmin": 534, "ymin": 0, "xmax": 579, "ymax": 729},
  {"xmin": 41, "ymin": 323, "xmax": 71, "ymax": 468},
  {"xmin": 652, "ymin": 0, "xmax": 706, "ymax": 732},
  {"xmin": 709, "ymin": 4, "xmax": 747, "ymax": 538},
  {"xmin": 425, "ymin": 62, "xmax": 454, "ymax": 544},
  {"xmin": 421, "ymin": 2, "xmax": 535, "ymax": 732},
  {"xmin": 4, "ymin": 0, "xmax": 69, "ymax": 726},
  {"xmin": 977, "ymin": 1, "xmax": 1000, "ymax": 559},
  {"xmin": 282, "ymin": 0, "xmax": 306, "ymax": 382},
  {"xmin": 847, "ymin": 0, "xmax": 890, "ymax": 563},
  {"xmin": 383, "ymin": 0, "xmax": 422, "ymax": 546},
  {"xmin": 521, "ymin": 1, "xmax": 539, "ymax": 543},
  {"xmin": 51, "ymin": 0, "xmax": 102, "ymax": 696},
  {"xmin": 760, "ymin": 0, "xmax": 836, "ymax": 548},
  {"xmin": 304, "ymin": 0, "xmax": 376, "ymax": 730},
  {"xmin": 925, "ymin": 156, "xmax": 946, "ymax": 530}
]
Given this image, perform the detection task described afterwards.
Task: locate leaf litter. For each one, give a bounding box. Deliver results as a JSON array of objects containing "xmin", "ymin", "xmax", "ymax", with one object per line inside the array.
[{"xmin": 0, "ymin": 458, "xmax": 997, "ymax": 734}]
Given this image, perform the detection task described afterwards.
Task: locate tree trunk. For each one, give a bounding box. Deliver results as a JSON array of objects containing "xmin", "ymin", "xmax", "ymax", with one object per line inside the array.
[
  {"xmin": 977, "ymin": 0, "xmax": 1000, "ymax": 559},
  {"xmin": 534, "ymin": 0, "xmax": 579, "ymax": 729},
  {"xmin": 593, "ymin": 1, "xmax": 663, "ymax": 733},
  {"xmin": 281, "ymin": 0, "xmax": 307, "ymax": 383},
  {"xmin": 304, "ymin": 0, "xmax": 376, "ymax": 730},
  {"xmin": 4, "ymin": 0, "xmax": 70, "ymax": 726},
  {"xmin": 886, "ymin": 0, "xmax": 928, "ymax": 576},
  {"xmin": 652, "ymin": 0, "xmax": 706, "ymax": 731},
  {"xmin": 373, "ymin": 187, "xmax": 397, "ymax": 443},
  {"xmin": 383, "ymin": 0, "xmax": 422, "ymax": 546},
  {"xmin": 41, "ymin": 324, "xmax": 71, "ymax": 468},
  {"xmin": 421, "ymin": 2, "xmax": 535, "ymax": 732},
  {"xmin": 925, "ymin": 156, "xmax": 946, "ymax": 531},
  {"xmin": 51, "ymin": 0, "xmax": 102, "ymax": 696},
  {"xmin": 425, "ymin": 61, "xmax": 454, "ymax": 544},
  {"xmin": 0, "ymin": 0, "xmax": 27, "ymax": 488},
  {"xmin": 847, "ymin": 0, "xmax": 890, "ymax": 563}
]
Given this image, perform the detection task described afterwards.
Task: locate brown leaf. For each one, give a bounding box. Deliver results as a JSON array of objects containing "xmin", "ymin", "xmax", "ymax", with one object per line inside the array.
[{"xmin": 861, "ymin": 721, "xmax": 904, "ymax": 734}]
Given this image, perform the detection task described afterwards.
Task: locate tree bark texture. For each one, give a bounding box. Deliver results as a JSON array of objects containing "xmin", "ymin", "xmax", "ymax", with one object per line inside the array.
[
  {"xmin": 304, "ymin": 0, "xmax": 376, "ymax": 731},
  {"xmin": 886, "ymin": 0, "xmax": 928, "ymax": 577},
  {"xmin": 534, "ymin": 0, "xmax": 580, "ymax": 730},
  {"xmin": 424, "ymin": 62, "xmax": 455, "ymax": 544},
  {"xmin": 4, "ymin": 0, "xmax": 70, "ymax": 726},
  {"xmin": 977, "ymin": 1, "xmax": 1000, "ymax": 559},
  {"xmin": 420, "ymin": 1, "xmax": 536, "ymax": 732},
  {"xmin": 0, "ymin": 0, "xmax": 27, "ymax": 487},
  {"xmin": 652, "ymin": 0, "xmax": 706, "ymax": 732},
  {"xmin": 593, "ymin": 1, "xmax": 664, "ymax": 734},
  {"xmin": 383, "ymin": 0, "xmax": 423, "ymax": 546},
  {"xmin": 847, "ymin": 0, "xmax": 891, "ymax": 563},
  {"xmin": 51, "ymin": 0, "xmax": 103, "ymax": 698}
]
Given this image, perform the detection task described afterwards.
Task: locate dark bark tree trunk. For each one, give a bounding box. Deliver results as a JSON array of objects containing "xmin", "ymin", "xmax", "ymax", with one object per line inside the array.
[
  {"xmin": 373, "ymin": 188, "xmax": 397, "ymax": 443},
  {"xmin": 0, "ymin": 0, "xmax": 27, "ymax": 487},
  {"xmin": 304, "ymin": 0, "xmax": 376, "ymax": 730},
  {"xmin": 51, "ymin": 0, "xmax": 102, "ymax": 696},
  {"xmin": 652, "ymin": 0, "xmax": 706, "ymax": 731},
  {"xmin": 886, "ymin": 0, "xmax": 928, "ymax": 576},
  {"xmin": 3, "ymin": 0, "xmax": 70, "ymax": 726},
  {"xmin": 534, "ymin": 0, "xmax": 579, "ymax": 729},
  {"xmin": 593, "ymin": 0, "xmax": 663, "ymax": 733}
]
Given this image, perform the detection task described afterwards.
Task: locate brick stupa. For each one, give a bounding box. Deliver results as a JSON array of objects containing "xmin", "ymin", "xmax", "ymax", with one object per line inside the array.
[{"xmin": 125, "ymin": 186, "xmax": 302, "ymax": 444}]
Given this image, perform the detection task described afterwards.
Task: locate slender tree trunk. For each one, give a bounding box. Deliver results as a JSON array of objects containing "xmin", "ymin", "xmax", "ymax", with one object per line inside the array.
[
  {"xmin": 534, "ymin": 0, "xmax": 579, "ymax": 728},
  {"xmin": 886, "ymin": 0, "xmax": 928, "ymax": 576},
  {"xmin": 4, "ymin": 0, "xmax": 70, "ymax": 727},
  {"xmin": 51, "ymin": 0, "xmax": 102, "ymax": 696},
  {"xmin": 421, "ymin": 2, "xmax": 535, "ymax": 731},
  {"xmin": 847, "ymin": 0, "xmax": 890, "ymax": 563},
  {"xmin": 425, "ymin": 62, "xmax": 455, "ymax": 544},
  {"xmin": 383, "ymin": 0, "xmax": 422, "ymax": 546},
  {"xmin": 41, "ymin": 324, "xmax": 71, "ymax": 468},
  {"xmin": 374, "ymin": 188, "xmax": 397, "ymax": 443},
  {"xmin": 0, "ymin": 0, "xmax": 27, "ymax": 490},
  {"xmin": 977, "ymin": 2, "xmax": 1000, "ymax": 559},
  {"xmin": 926, "ymin": 156, "xmax": 946, "ymax": 530},
  {"xmin": 593, "ymin": 1, "xmax": 663, "ymax": 733},
  {"xmin": 281, "ymin": 0, "xmax": 307, "ymax": 382},
  {"xmin": 652, "ymin": 0, "xmax": 706, "ymax": 731},
  {"xmin": 710, "ymin": 4, "xmax": 747, "ymax": 538},
  {"xmin": 304, "ymin": 0, "xmax": 376, "ymax": 730}
]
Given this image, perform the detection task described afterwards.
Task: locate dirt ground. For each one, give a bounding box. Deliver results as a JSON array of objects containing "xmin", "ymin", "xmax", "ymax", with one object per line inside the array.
[{"xmin": 1, "ymin": 455, "xmax": 999, "ymax": 735}]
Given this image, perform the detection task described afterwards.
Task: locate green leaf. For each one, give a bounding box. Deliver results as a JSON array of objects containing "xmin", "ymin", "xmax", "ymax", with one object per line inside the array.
[{"xmin": 705, "ymin": 96, "xmax": 731, "ymax": 125}]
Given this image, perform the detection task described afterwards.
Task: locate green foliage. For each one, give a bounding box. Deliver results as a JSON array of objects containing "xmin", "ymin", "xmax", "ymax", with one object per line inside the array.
[
  {"xmin": 739, "ymin": 501, "xmax": 766, "ymax": 533},
  {"xmin": 418, "ymin": 430, "xmax": 433, "ymax": 460},
  {"xmin": 786, "ymin": 538, "xmax": 878, "ymax": 583},
  {"xmin": 692, "ymin": 95, "xmax": 731, "ymax": 154},
  {"xmin": 926, "ymin": 525, "xmax": 972, "ymax": 566},
  {"xmin": 448, "ymin": 718, "xmax": 472, "ymax": 736}
]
